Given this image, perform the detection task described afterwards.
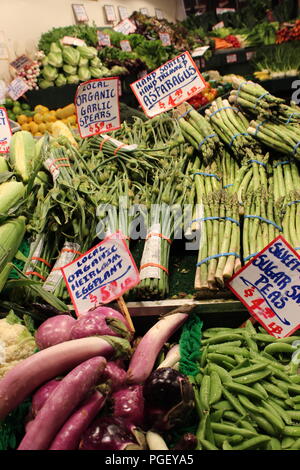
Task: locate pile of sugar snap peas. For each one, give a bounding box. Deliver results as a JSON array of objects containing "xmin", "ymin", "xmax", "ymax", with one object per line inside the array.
[{"xmin": 190, "ymin": 320, "xmax": 300, "ymax": 450}]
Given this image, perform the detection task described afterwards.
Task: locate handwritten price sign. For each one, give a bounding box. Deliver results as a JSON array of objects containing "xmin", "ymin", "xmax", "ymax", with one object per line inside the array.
[
  {"xmin": 130, "ymin": 51, "xmax": 206, "ymax": 118},
  {"xmin": 61, "ymin": 232, "xmax": 140, "ymax": 316},
  {"xmin": 228, "ymin": 235, "xmax": 300, "ymax": 338},
  {"xmin": 0, "ymin": 107, "xmax": 12, "ymax": 154},
  {"xmin": 75, "ymin": 77, "xmax": 120, "ymax": 138},
  {"xmin": 7, "ymin": 77, "xmax": 29, "ymax": 101}
]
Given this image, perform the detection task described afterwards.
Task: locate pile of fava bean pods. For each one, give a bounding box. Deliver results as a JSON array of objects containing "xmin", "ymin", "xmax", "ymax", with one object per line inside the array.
[{"xmin": 190, "ymin": 320, "xmax": 300, "ymax": 450}]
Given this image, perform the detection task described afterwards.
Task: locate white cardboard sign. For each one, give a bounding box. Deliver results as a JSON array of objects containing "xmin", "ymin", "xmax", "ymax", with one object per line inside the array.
[
  {"xmin": 228, "ymin": 235, "xmax": 300, "ymax": 338},
  {"xmin": 130, "ymin": 51, "xmax": 207, "ymax": 118},
  {"xmin": 159, "ymin": 33, "xmax": 171, "ymax": 47},
  {"xmin": 75, "ymin": 77, "xmax": 121, "ymax": 138},
  {"xmin": 7, "ymin": 77, "xmax": 29, "ymax": 100},
  {"xmin": 61, "ymin": 36, "xmax": 86, "ymax": 47},
  {"xmin": 0, "ymin": 107, "xmax": 12, "ymax": 154},
  {"xmin": 114, "ymin": 18, "xmax": 137, "ymax": 35},
  {"xmin": 97, "ymin": 32, "xmax": 111, "ymax": 47},
  {"xmin": 61, "ymin": 232, "xmax": 140, "ymax": 316}
]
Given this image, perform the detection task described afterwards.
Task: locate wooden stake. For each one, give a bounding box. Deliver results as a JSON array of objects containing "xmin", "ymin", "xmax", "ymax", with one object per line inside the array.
[{"xmin": 117, "ymin": 296, "xmax": 135, "ymax": 333}]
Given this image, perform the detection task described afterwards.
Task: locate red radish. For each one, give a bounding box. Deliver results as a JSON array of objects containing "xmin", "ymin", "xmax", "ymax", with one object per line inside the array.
[
  {"xmin": 0, "ymin": 336, "xmax": 131, "ymax": 421},
  {"xmin": 49, "ymin": 391, "xmax": 106, "ymax": 450},
  {"xmin": 32, "ymin": 379, "xmax": 61, "ymax": 416},
  {"xmin": 35, "ymin": 315, "xmax": 77, "ymax": 349},
  {"xmin": 18, "ymin": 356, "xmax": 107, "ymax": 450},
  {"xmin": 70, "ymin": 307, "xmax": 130, "ymax": 340},
  {"xmin": 112, "ymin": 385, "xmax": 144, "ymax": 426},
  {"xmin": 126, "ymin": 312, "xmax": 189, "ymax": 384},
  {"xmin": 102, "ymin": 361, "xmax": 127, "ymax": 392}
]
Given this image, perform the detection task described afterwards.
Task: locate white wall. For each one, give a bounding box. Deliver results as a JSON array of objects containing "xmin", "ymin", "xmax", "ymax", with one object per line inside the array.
[{"xmin": 0, "ymin": 0, "xmax": 180, "ymax": 81}]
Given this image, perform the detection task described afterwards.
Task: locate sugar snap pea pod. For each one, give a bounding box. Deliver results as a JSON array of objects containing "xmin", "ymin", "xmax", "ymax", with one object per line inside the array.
[
  {"xmin": 264, "ymin": 343, "xmax": 297, "ymax": 355},
  {"xmin": 200, "ymin": 346, "xmax": 208, "ymax": 368},
  {"xmin": 203, "ymin": 328, "xmax": 235, "ymax": 338},
  {"xmin": 209, "ymin": 370, "xmax": 222, "ymax": 405},
  {"xmin": 210, "ymin": 410, "xmax": 225, "ymax": 422},
  {"xmin": 211, "ymin": 423, "xmax": 257, "ymax": 438},
  {"xmin": 268, "ymin": 398, "xmax": 292, "ymax": 425},
  {"xmin": 207, "ymin": 363, "xmax": 233, "ymax": 383},
  {"xmin": 286, "ymin": 410, "xmax": 300, "ymax": 421},
  {"xmin": 223, "ymin": 411, "xmax": 241, "ymax": 423},
  {"xmin": 230, "ymin": 363, "xmax": 266, "ymax": 378},
  {"xmin": 271, "ymin": 396, "xmax": 289, "ymax": 409},
  {"xmin": 244, "ymin": 319, "xmax": 257, "ymax": 335},
  {"xmin": 293, "ymin": 395, "xmax": 300, "ymax": 403},
  {"xmin": 270, "ymin": 377, "xmax": 289, "ymax": 392},
  {"xmin": 283, "ymin": 426, "xmax": 300, "ymax": 437},
  {"xmin": 261, "ymin": 351, "xmax": 278, "ymax": 361},
  {"xmin": 239, "ymin": 419, "xmax": 257, "ymax": 434},
  {"xmin": 207, "ymin": 353, "xmax": 236, "ymax": 368},
  {"xmin": 208, "ymin": 341, "xmax": 242, "ymax": 352},
  {"xmin": 241, "ymin": 330, "xmax": 258, "ymax": 352},
  {"xmin": 287, "ymin": 383, "xmax": 300, "ymax": 395},
  {"xmin": 289, "ymin": 375, "xmax": 300, "ymax": 385},
  {"xmin": 202, "ymin": 333, "xmax": 243, "ymax": 345},
  {"xmin": 253, "ymin": 382, "xmax": 268, "ymax": 400},
  {"xmin": 234, "ymin": 435, "xmax": 271, "ymax": 451},
  {"xmin": 222, "ymin": 388, "xmax": 247, "ymax": 416},
  {"xmin": 199, "ymin": 439, "xmax": 218, "ymax": 450},
  {"xmin": 294, "ymin": 404, "xmax": 300, "ymax": 410},
  {"xmin": 276, "ymin": 336, "xmax": 300, "ymax": 344},
  {"xmin": 266, "ymin": 365, "xmax": 293, "ymax": 383},
  {"xmin": 267, "ymin": 438, "xmax": 281, "ymax": 451},
  {"xmin": 281, "ymin": 437, "xmax": 296, "ymax": 449},
  {"xmin": 237, "ymin": 394, "xmax": 259, "ymax": 414},
  {"xmin": 231, "ymin": 359, "xmax": 249, "ymax": 371},
  {"xmin": 225, "ymin": 382, "xmax": 264, "ymax": 400},
  {"xmin": 290, "ymin": 438, "xmax": 300, "ymax": 450},
  {"xmin": 234, "ymin": 369, "xmax": 271, "ymax": 385},
  {"xmin": 257, "ymin": 406, "xmax": 284, "ymax": 432},
  {"xmin": 233, "ymin": 355, "xmax": 245, "ymax": 364},
  {"xmin": 222, "ymin": 440, "xmax": 233, "ymax": 450},
  {"xmin": 253, "ymin": 333, "xmax": 277, "ymax": 343},
  {"xmin": 196, "ymin": 412, "xmax": 209, "ymax": 449},
  {"xmin": 214, "ymin": 433, "xmax": 243, "ymax": 447},
  {"xmin": 195, "ymin": 372, "xmax": 203, "ymax": 386},
  {"xmin": 205, "ymin": 415, "xmax": 215, "ymax": 445},
  {"xmin": 212, "ymin": 400, "xmax": 233, "ymax": 412},
  {"xmin": 285, "ymin": 398, "xmax": 295, "ymax": 408},
  {"xmin": 249, "ymin": 412, "xmax": 277, "ymax": 436},
  {"xmin": 249, "ymin": 351, "xmax": 285, "ymax": 370},
  {"xmin": 200, "ymin": 375, "xmax": 211, "ymax": 411},
  {"xmin": 209, "ymin": 346, "xmax": 249, "ymax": 357},
  {"xmin": 262, "ymin": 382, "xmax": 288, "ymax": 399}
]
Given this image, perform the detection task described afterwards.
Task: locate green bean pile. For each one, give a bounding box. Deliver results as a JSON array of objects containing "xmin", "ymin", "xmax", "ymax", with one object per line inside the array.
[{"xmin": 191, "ymin": 320, "xmax": 300, "ymax": 450}]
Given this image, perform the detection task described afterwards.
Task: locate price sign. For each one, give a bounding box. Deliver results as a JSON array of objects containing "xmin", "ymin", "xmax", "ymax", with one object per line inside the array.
[
  {"xmin": 75, "ymin": 77, "xmax": 121, "ymax": 138},
  {"xmin": 226, "ymin": 53, "xmax": 237, "ymax": 63},
  {"xmin": 159, "ymin": 33, "xmax": 171, "ymax": 47},
  {"xmin": 216, "ymin": 8, "xmax": 236, "ymax": 14},
  {"xmin": 140, "ymin": 8, "xmax": 149, "ymax": 15},
  {"xmin": 130, "ymin": 51, "xmax": 206, "ymax": 118},
  {"xmin": 228, "ymin": 235, "xmax": 300, "ymax": 338},
  {"xmin": 155, "ymin": 8, "xmax": 164, "ymax": 20},
  {"xmin": 72, "ymin": 4, "xmax": 89, "ymax": 22},
  {"xmin": 118, "ymin": 6, "xmax": 129, "ymax": 20},
  {"xmin": 97, "ymin": 32, "xmax": 111, "ymax": 47},
  {"xmin": 114, "ymin": 18, "xmax": 137, "ymax": 35},
  {"xmin": 7, "ymin": 77, "xmax": 29, "ymax": 100},
  {"xmin": 191, "ymin": 46, "xmax": 210, "ymax": 58},
  {"xmin": 104, "ymin": 5, "xmax": 117, "ymax": 22},
  {"xmin": 212, "ymin": 21, "xmax": 225, "ymax": 30},
  {"xmin": 10, "ymin": 55, "xmax": 33, "ymax": 72},
  {"xmin": 246, "ymin": 51, "xmax": 255, "ymax": 61},
  {"xmin": 0, "ymin": 107, "xmax": 12, "ymax": 154},
  {"xmin": 61, "ymin": 231, "xmax": 140, "ymax": 316},
  {"xmin": 120, "ymin": 40, "xmax": 132, "ymax": 52},
  {"xmin": 61, "ymin": 36, "xmax": 86, "ymax": 47}
]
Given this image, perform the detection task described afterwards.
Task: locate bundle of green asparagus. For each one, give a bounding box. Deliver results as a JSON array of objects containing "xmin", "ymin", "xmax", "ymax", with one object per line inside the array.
[
  {"xmin": 272, "ymin": 159, "xmax": 300, "ymax": 202},
  {"xmin": 229, "ymin": 77, "xmax": 300, "ymax": 124},
  {"xmin": 281, "ymin": 192, "xmax": 300, "ymax": 251},
  {"xmin": 195, "ymin": 190, "xmax": 241, "ymax": 291}
]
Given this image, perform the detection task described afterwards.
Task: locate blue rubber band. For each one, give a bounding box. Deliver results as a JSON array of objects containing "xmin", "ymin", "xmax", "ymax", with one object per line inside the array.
[
  {"xmin": 254, "ymin": 92, "xmax": 270, "ymax": 108},
  {"xmin": 229, "ymin": 132, "xmax": 249, "ymax": 147},
  {"xmin": 254, "ymin": 120, "xmax": 268, "ymax": 136},
  {"xmin": 287, "ymin": 200, "xmax": 300, "ymax": 206},
  {"xmin": 285, "ymin": 112, "xmax": 300, "ymax": 125},
  {"xmin": 248, "ymin": 159, "xmax": 267, "ymax": 167},
  {"xmin": 293, "ymin": 141, "xmax": 300, "ymax": 155},
  {"xmin": 196, "ymin": 252, "xmax": 240, "ymax": 267},
  {"xmin": 177, "ymin": 108, "xmax": 193, "ymax": 120},
  {"xmin": 192, "ymin": 216, "xmax": 240, "ymax": 226},
  {"xmin": 244, "ymin": 215, "xmax": 282, "ymax": 232},
  {"xmin": 209, "ymin": 106, "xmax": 239, "ymax": 119},
  {"xmin": 198, "ymin": 133, "xmax": 217, "ymax": 150},
  {"xmin": 273, "ymin": 161, "xmax": 290, "ymax": 168},
  {"xmin": 224, "ymin": 184, "xmax": 234, "ymax": 189},
  {"xmin": 237, "ymin": 80, "xmax": 249, "ymax": 97},
  {"xmin": 193, "ymin": 172, "xmax": 220, "ymax": 181},
  {"xmin": 244, "ymin": 252, "xmax": 259, "ymax": 262},
  {"xmin": 295, "ymin": 247, "xmax": 300, "ymax": 250}
]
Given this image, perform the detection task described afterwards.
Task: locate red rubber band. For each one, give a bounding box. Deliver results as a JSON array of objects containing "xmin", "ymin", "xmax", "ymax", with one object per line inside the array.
[
  {"xmin": 25, "ymin": 271, "xmax": 47, "ymax": 281},
  {"xmin": 114, "ymin": 143, "xmax": 125, "ymax": 156},
  {"xmin": 31, "ymin": 257, "xmax": 52, "ymax": 268},
  {"xmin": 146, "ymin": 232, "xmax": 172, "ymax": 244},
  {"xmin": 140, "ymin": 263, "xmax": 169, "ymax": 275},
  {"xmin": 100, "ymin": 136, "xmax": 110, "ymax": 151}
]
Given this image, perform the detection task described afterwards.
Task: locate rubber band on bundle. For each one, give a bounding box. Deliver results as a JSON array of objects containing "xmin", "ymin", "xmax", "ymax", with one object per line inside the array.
[
  {"xmin": 146, "ymin": 232, "xmax": 172, "ymax": 244},
  {"xmin": 140, "ymin": 263, "xmax": 169, "ymax": 275},
  {"xmin": 273, "ymin": 161, "xmax": 290, "ymax": 168},
  {"xmin": 243, "ymin": 253, "xmax": 259, "ymax": 262},
  {"xmin": 209, "ymin": 106, "xmax": 239, "ymax": 119},
  {"xmin": 177, "ymin": 108, "xmax": 193, "ymax": 120},
  {"xmin": 196, "ymin": 252, "xmax": 240, "ymax": 267},
  {"xmin": 114, "ymin": 144, "xmax": 126, "ymax": 156},
  {"xmin": 99, "ymin": 136, "xmax": 110, "ymax": 151},
  {"xmin": 248, "ymin": 159, "xmax": 267, "ymax": 167},
  {"xmin": 25, "ymin": 271, "xmax": 47, "ymax": 281},
  {"xmin": 193, "ymin": 172, "xmax": 220, "ymax": 180},
  {"xmin": 229, "ymin": 132, "xmax": 249, "ymax": 147},
  {"xmin": 244, "ymin": 215, "xmax": 282, "ymax": 232},
  {"xmin": 254, "ymin": 92, "xmax": 270, "ymax": 108},
  {"xmin": 191, "ymin": 216, "xmax": 240, "ymax": 226},
  {"xmin": 31, "ymin": 257, "xmax": 52, "ymax": 268},
  {"xmin": 285, "ymin": 112, "xmax": 300, "ymax": 125},
  {"xmin": 198, "ymin": 133, "xmax": 217, "ymax": 150}
]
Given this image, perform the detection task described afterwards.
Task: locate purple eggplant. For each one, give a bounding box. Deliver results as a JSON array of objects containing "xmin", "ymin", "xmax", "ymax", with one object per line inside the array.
[
  {"xmin": 70, "ymin": 306, "xmax": 131, "ymax": 341},
  {"xmin": 49, "ymin": 391, "xmax": 106, "ymax": 450},
  {"xmin": 17, "ymin": 356, "xmax": 107, "ymax": 450},
  {"xmin": 112, "ymin": 385, "xmax": 144, "ymax": 426},
  {"xmin": 79, "ymin": 416, "xmax": 145, "ymax": 450},
  {"xmin": 102, "ymin": 361, "xmax": 127, "ymax": 392},
  {"xmin": 32, "ymin": 379, "xmax": 61, "ymax": 416},
  {"xmin": 35, "ymin": 315, "xmax": 77, "ymax": 349}
]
